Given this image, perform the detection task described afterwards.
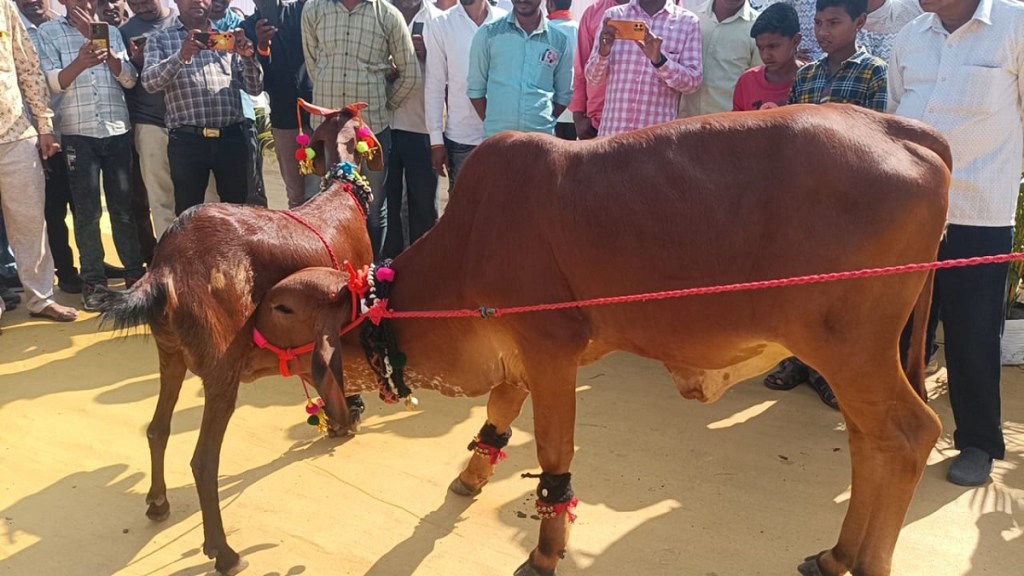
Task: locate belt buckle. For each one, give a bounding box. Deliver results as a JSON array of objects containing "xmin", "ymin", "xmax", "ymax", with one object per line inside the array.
[{"xmin": 202, "ymin": 127, "xmax": 221, "ymax": 138}]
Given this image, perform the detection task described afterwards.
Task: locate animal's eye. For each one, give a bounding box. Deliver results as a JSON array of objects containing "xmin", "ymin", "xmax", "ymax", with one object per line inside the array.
[{"xmin": 274, "ymin": 304, "xmax": 294, "ymax": 314}]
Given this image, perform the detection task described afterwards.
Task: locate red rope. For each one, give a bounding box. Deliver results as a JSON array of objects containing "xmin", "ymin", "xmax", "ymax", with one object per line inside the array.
[
  {"xmin": 374, "ymin": 253, "xmax": 1024, "ymax": 321},
  {"xmin": 282, "ymin": 211, "xmax": 341, "ymax": 272}
]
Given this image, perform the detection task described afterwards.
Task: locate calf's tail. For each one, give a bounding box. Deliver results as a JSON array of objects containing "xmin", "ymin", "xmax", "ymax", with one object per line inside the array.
[
  {"xmin": 904, "ymin": 270, "xmax": 934, "ymax": 402},
  {"xmin": 97, "ymin": 273, "xmax": 169, "ymax": 332}
]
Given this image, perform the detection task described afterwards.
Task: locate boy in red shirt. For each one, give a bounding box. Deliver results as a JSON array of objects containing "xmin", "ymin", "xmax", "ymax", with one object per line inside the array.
[{"xmin": 732, "ymin": 3, "xmax": 803, "ymax": 111}]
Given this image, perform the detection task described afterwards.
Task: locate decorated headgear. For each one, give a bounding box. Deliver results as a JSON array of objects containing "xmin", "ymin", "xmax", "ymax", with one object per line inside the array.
[{"xmin": 294, "ymin": 98, "xmax": 381, "ymax": 176}]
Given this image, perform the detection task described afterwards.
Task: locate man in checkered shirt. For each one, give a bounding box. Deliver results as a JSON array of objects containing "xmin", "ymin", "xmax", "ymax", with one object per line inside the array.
[
  {"xmin": 584, "ymin": 0, "xmax": 703, "ymax": 137},
  {"xmin": 141, "ymin": 0, "xmax": 263, "ymax": 218}
]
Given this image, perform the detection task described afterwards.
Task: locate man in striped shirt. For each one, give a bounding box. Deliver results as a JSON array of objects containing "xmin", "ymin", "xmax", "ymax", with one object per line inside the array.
[
  {"xmin": 302, "ymin": 0, "xmax": 420, "ymax": 259},
  {"xmin": 585, "ymin": 0, "xmax": 703, "ymax": 137}
]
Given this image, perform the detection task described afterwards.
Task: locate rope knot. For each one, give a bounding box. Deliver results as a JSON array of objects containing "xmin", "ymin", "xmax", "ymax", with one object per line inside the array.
[
  {"xmin": 367, "ymin": 299, "xmax": 389, "ymax": 326},
  {"xmin": 479, "ymin": 306, "xmax": 499, "ymax": 318}
]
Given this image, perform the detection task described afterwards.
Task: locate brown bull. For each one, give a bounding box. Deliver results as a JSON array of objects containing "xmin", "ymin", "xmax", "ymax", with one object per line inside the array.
[
  {"xmin": 256, "ymin": 104, "xmax": 951, "ymax": 576},
  {"xmin": 97, "ymin": 104, "xmax": 382, "ymax": 575}
]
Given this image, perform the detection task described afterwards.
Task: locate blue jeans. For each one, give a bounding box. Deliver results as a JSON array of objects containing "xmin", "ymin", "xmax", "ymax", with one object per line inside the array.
[
  {"xmin": 63, "ymin": 132, "xmax": 145, "ymax": 285},
  {"xmin": 444, "ymin": 137, "xmax": 476, "ymax": 190}
]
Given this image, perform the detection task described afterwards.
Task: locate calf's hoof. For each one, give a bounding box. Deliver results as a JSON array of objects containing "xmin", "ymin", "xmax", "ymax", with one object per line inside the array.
[
  {"xmin": 217, "ymin": 557, "xmax": 249, "ymax": 576},
  {"xmin": 797, "ymin": 552, "xmax": 826, "ymax": 576},
  {"xmin": 145, "ymin": 496, "xmax": 170, "ymax": 522},
  {"xmin": 448, "ymin": 476, "xmax": 482, "ymax": 497},
  {"xmin": 513, "ymin": 560, "xmax": 554, "ymax": 576}
]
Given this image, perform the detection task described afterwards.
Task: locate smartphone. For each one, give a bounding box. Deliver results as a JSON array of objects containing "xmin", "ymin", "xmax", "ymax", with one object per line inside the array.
[
  {"xmin": 608, "ymin": 20, "xmax": 647, "ymax": 42},
  {"xmin": 411, "ymin": 21, "xmax": 424, "ymax": 36},
  {"xmin": 89, "ymin": 22, "xmax": 109, "ymax": 51},
  {"xmin": 195, "ymin": 32, "xmax": 236, "ymax": 51},
  {"xmin": 255, "ymin": 0, "xmax": 279, "ymax": 27},
  {"xmin": 131, "ymin": 35, "xmax": 147, "ymax": 49}
]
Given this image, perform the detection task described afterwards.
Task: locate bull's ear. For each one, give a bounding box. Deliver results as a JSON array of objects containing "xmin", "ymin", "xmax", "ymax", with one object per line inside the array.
[{"xmin": 310, "ymin": 295, "xmax": 355, "ymax": 397}]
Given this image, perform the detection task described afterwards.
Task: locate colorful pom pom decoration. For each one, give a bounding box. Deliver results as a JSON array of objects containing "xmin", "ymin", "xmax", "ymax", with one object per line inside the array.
[{"xmin": 304, "ymin": 398, "xmax": 330, "ymax": 435}]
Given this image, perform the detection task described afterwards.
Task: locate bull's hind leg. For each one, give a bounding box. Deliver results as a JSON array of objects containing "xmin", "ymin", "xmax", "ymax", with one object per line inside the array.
[
  {"xmin": 146, "ymin": 344, "xmax": 187, "ymax": 521},
  {"xmin": 801, "ymin": 349, "xmax": 940, "ymax": 576},
  {"xmin": 192, "ymin": 375, "xmax": 247, "ymax": 575},
  {"xmin": 450, "ymin": 381, "xmax": 530, "ymax": 497}
]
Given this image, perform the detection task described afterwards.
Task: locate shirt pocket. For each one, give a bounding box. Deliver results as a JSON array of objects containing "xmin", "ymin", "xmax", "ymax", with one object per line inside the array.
[
  {"xmin": 952, "ymin": 65, "xmax": 1011, "ymax": 115},
  {"xmin": 528, "ymin": 41, "xmax": 558, "ymax": 89}
]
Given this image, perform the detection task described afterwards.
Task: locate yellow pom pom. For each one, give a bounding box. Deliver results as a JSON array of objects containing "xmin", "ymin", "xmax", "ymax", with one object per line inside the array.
[{"xmin": 355, "ymin": 141, "xmax": 370, "ymax": 154}]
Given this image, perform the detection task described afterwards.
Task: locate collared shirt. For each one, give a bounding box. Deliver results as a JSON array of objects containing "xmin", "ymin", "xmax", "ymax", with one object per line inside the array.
[
  {"xmin": 585, "ymin": 0, "xmax": 702, "ymax": 137},
  {"xmin": 679, "ymin": 0, "xmax": 760, "ymax": 117},
  {"xmin": 788, "ymin": 48, "xmax": 887, "ymax": 111},
  {"xmin": 120, "ymin": 9, "xmax": 179, "ymax": 127},
  {"xmin": 0, "ymin": 1, "xmax": 53, "ymax": 142},
  {"xmin": 467, "ymin": 12, "xmax": 574, "ymax": 137},
  {"xmin": 302, "ymin": 0, "xmax": 420, "ymax": 133},
  {"xmin": 243, "ymin": 1, "xmax": 313, "ymax": 130},
  {"xmin": 391, "ymin": 0, "xmax": 442, "ymax": 134},
  {"xmin": 548, "ymin": 12, "xmax": 578, "ymax": 124},
  {"xmin": 37, "ymin": 18, "xmax": 135, "ymax": 138},
  {"xmin": 424, "ymin": 1, "xmax": 506, "ymax": 146},
  {"xmin": 569, "ymin": 0, "xmax": 623, "ymax": 129},
  {"xmin": 888, "ymin": 0, "xmax": 1024, "ymax": 227},
  {"xmin": 858, "ymin": 0, "xmax": 922, "ymax": 62},
  {"xmin": 141, "ymin": 19, "xmax": 263, "ymax": 129}
]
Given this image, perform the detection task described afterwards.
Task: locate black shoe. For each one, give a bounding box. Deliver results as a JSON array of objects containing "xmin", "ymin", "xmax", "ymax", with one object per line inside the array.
[
  {"xmin": 81, "ymin": 283, "xmax": 107, "ymax": 312},
  {"xmin": 104, "ymin": 263, "xmax": 125, "ymax": 279},
  {"xmin": 1, "ymin": 287, "xmax": 20, "ymax": 310},
  {"xmin": 807, "ymin": 371, "xmax": 840, "ymax": 411},
  {"xmin": 58, "ymin": 273, "xmax": 84, "ymax": 294},
  {"xmin": 1, "ymin": 274, "xmax": 22, "ymax": 291},
  {"xmin": 947, "ymin": 447, "xmax": 993, "ymax": 486}
]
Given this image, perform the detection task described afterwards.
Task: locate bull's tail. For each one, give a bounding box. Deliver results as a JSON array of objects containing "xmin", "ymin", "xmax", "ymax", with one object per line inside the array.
[
  {"xmin": 904, "ymin": 270, "xmax": 935, "ymax": 402},
  {"xmin": 97, "ymin": 273, "xmax": 169, "ymax": 332}
]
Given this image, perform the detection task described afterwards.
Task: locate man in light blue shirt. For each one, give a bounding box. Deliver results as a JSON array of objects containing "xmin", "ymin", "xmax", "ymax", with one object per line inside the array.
[{"xmin": 467, "ymin": 0, "xmax": 573, "ymax": 137}]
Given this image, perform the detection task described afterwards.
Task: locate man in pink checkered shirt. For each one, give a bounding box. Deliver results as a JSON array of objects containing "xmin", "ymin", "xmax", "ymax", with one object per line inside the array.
[{"xmin": 584, "ymin": 0, "xmax": 703, "ymax": 137}]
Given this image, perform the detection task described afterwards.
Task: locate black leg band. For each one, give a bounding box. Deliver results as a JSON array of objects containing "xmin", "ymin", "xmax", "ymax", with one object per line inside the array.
[{"xmin": 467, "ymin": 422, "xmax": 512, "ymax": 451}]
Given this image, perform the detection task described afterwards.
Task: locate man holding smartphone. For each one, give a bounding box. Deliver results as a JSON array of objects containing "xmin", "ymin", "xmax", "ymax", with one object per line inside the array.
[
  {"xmin": 382, "ymin": 0, "xmax": 441, "ymax": 259},
  {"xmin": 38, "ymin": 0, "xmax": 146, "ymax": 310},
  {"xmin": 585, "ymin": 0, "xmax": 703, "ymax": 136},
  {"xmin": 141, "ymin": 0, "xmax": 262, "ymax": 217}
]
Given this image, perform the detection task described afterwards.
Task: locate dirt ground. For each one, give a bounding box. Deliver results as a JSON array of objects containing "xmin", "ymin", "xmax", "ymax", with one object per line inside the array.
[{"xmin": 0, "ymin": 165, "xmax": 1021, "ymax": 576}]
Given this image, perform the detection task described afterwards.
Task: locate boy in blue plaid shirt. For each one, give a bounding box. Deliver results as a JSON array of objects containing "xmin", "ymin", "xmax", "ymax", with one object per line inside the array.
[
  {"xmin": 787, "ymin": 0, "xmax": 887, "ymax": 112},
  {"xmin": 765, "ymin": 0, "xmax": 887, "ymax": 409}
]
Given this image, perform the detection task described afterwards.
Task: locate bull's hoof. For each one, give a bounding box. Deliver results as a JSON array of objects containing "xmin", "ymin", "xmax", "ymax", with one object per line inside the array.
[
  {"xmin": 513, "ymin": 560, "xmax": 554, "ymax": 576},
  {"xmin": 145, "ymin": 497, "xmax": 170, "ymax": 522},
  {"xmin": 217, "ymin": 557, "xmax": 249, "ymax": 575},
  {"xmin": 448, "ymin": 476, "xmax": 482, "ymax": 497},
  {"xmin": 797, "ymin": 552, "xmax": 826, "ymax": 576}
]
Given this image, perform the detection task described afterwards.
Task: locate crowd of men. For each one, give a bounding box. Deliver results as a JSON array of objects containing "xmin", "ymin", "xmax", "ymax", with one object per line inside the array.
[{"xmin": 0, "ymin": 0, "xmax": 1020, "ymax": 487}]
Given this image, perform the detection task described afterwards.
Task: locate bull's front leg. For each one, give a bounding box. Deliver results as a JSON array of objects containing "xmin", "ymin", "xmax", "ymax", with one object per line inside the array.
[
  {"xmin": 515, "ymin": 373, "xmax": 578, "ymax": 576},
  {"xmin": 450, "ymin": 381, "xmax": 529, "ymax": 496},
  {"xmin": 191, "ymin": 379, "xmax": 248, "ymax": 575}
]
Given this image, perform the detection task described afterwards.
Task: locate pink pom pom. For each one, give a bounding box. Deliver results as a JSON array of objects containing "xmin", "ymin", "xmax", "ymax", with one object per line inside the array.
[
  {"xmin": 296, "ymin": 133, "xmax": 311, "ymax": 147},
  {"xmin": 356, "ymin": 126, "xmax": 372, "ymax": 139},
  {"xmin": 376, "ymin": 267, "xmax": 395, "ymax": 283},
  {"xmin": 305, "ymin": 403, "xmax": 320, "ymax": 415}
]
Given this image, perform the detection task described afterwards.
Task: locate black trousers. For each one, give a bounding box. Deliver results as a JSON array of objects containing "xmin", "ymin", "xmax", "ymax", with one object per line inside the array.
[
  {"xmin": 382, "ymin": 129, "xmax": 438, "ymax": 260},
  {"xmin": 243, "ymin": 119, "xmax": 268, "ymax": 208},
  {"xmin": 168, "ymin": 125, "xmax": 250, "ymax": 215},
  {"xmin": 42, "ymin": 150, "xmax": 77, "ymax": 277},
  {"xmin": 934, "ymin": 225, "xmax": 1011, "ymax": 460}
]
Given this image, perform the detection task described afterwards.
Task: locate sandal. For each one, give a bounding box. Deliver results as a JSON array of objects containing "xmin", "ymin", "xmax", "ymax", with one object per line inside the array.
[
  {"xmin": 807, "ymin": 370, "xmax": 839, "ymax": 410},
  {"xmin": 29, "ymin": 302, "xmax": 79, "ymax": 322},
  {"xmin": 764, "ymin": 357, "xmax": 810, "ymax": 390}
]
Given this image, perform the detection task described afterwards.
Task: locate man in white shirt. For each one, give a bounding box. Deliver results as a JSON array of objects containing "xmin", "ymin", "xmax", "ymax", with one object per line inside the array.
[
  {"xmin": 384, "ymin": 0, "xmax": 441, "ymax": 259},
  {"xmin": 889, "ymin": 0, "xmax": 1024, "ymax": 487},
  {"xmin": 424, "ymin": 0, "xmax": 507, "ymax": 187}
]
